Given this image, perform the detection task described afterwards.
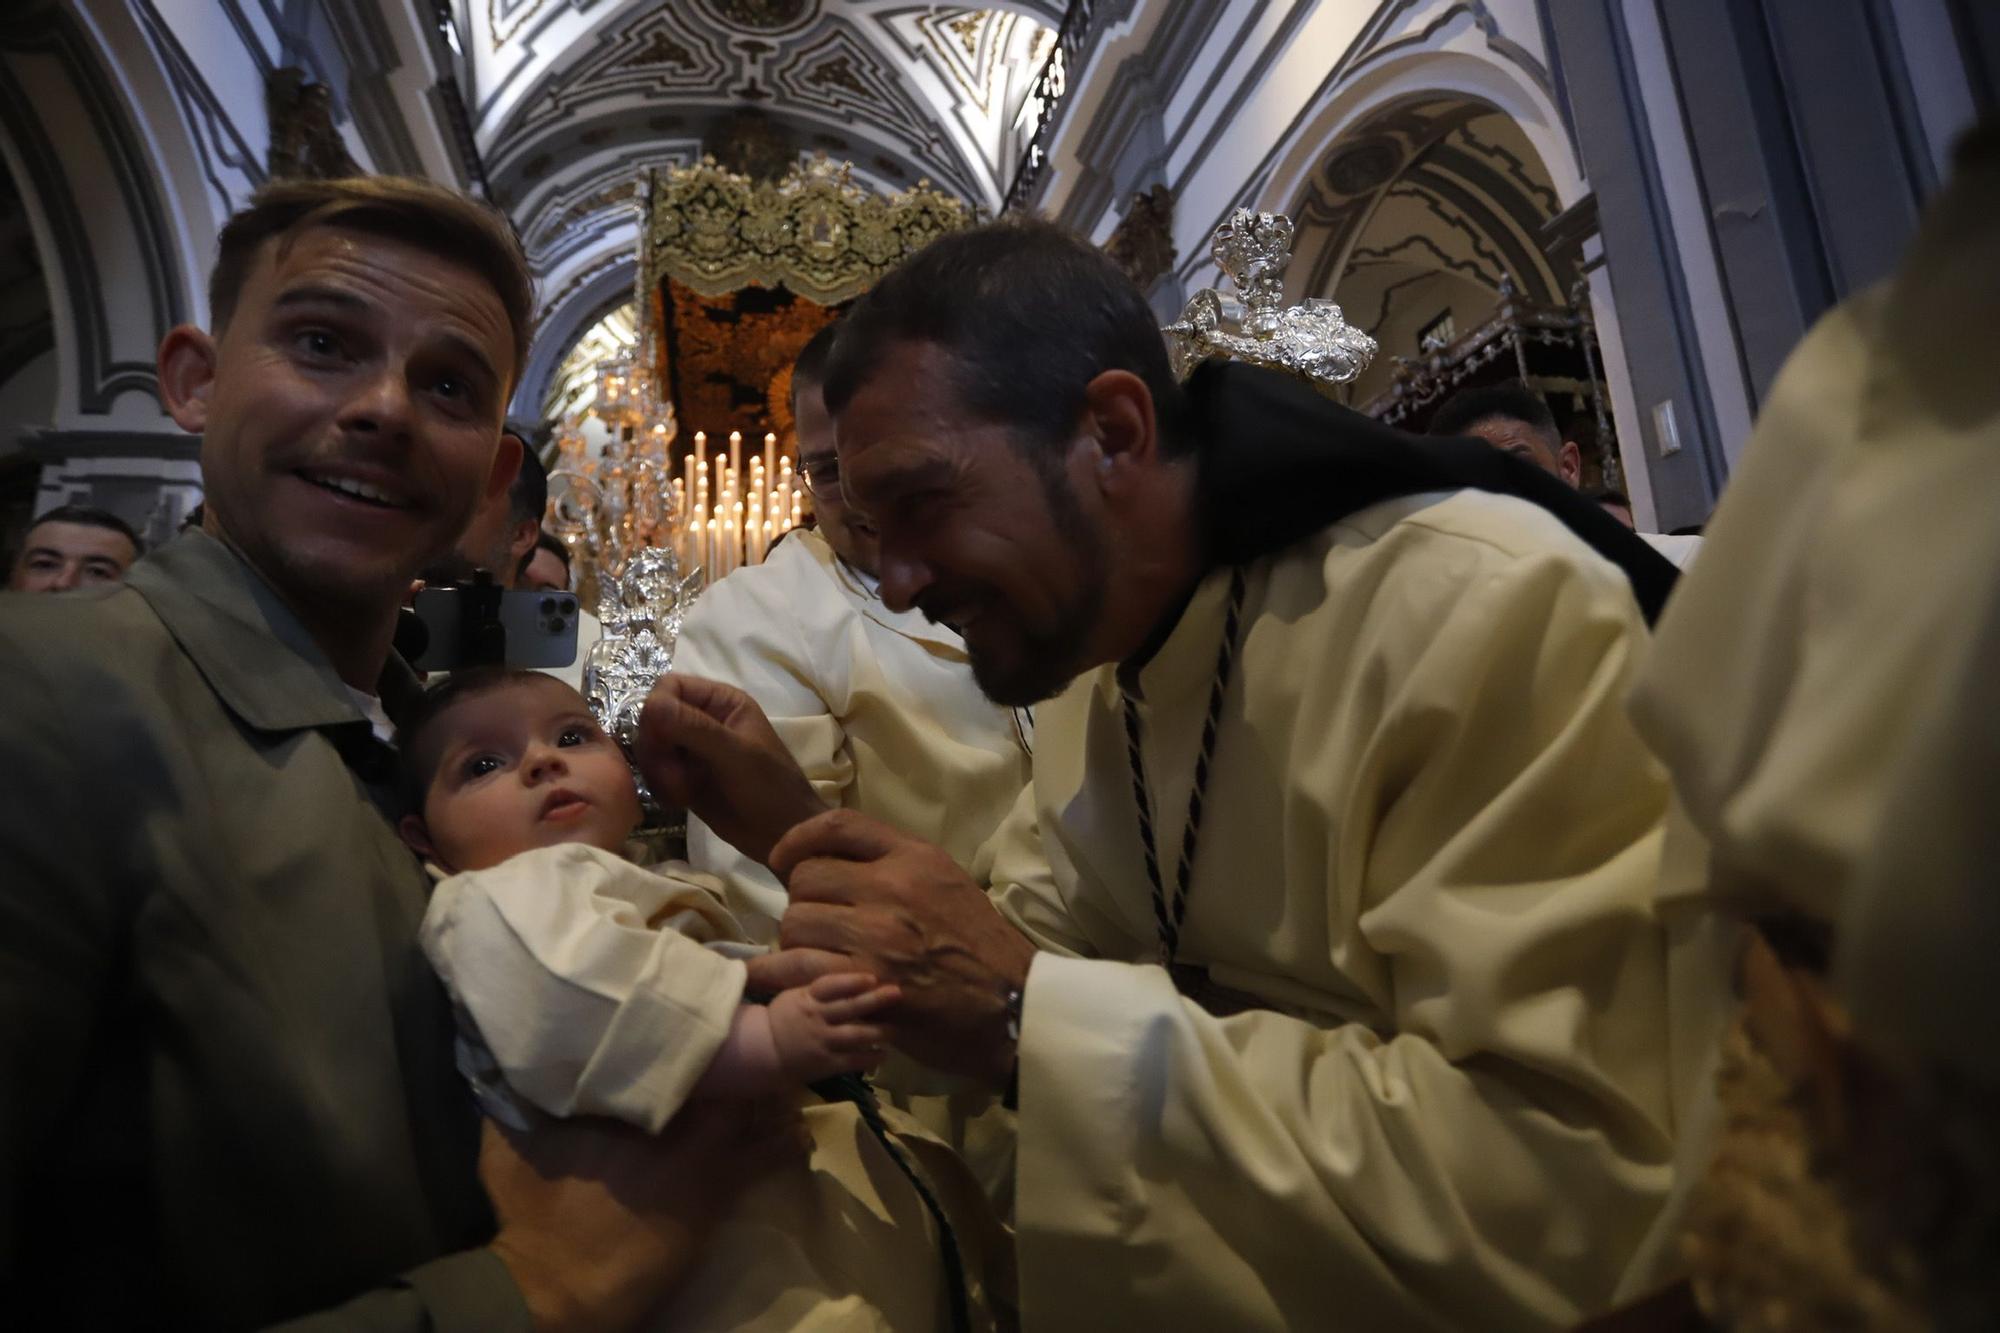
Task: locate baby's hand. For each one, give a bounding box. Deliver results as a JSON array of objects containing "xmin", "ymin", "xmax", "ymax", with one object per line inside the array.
[{"xmin": 766, "ymin": 972, "xmax": 900, "ymax": 1084}]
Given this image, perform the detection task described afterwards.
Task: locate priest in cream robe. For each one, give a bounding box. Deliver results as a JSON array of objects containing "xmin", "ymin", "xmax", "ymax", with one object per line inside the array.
[
  {"xmin": 1604, "ymin": 120, "xmax": 2000, "ymax": 1328},
  {"xmin": 674, "ymin": 322, "xmax": 1032, "ymax": 936},
  {"xmin": 634, "ymin": 219, "xmax": 1697, "ymax": 1332}
]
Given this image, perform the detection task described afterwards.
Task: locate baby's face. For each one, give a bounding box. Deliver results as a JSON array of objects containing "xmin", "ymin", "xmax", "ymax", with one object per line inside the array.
[{"xmin": 417, "ymin": 677, "xmax": 642, "ymax": 871}]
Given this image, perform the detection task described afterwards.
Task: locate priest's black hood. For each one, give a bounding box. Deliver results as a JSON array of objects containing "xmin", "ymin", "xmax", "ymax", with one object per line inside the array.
[{"xmin": 1183, "ymin": 360, "xmax": 1679, "ymax": 624}]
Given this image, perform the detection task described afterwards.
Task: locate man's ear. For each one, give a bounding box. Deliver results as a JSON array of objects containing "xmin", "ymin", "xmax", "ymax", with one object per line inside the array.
[
  {"xmin": 398, "ymin": 813, "xmax": 440, "ymax": 864},
  {"xmin": 158, "ymin": 325, "xmax": 218, "ymax": 434},
  {"xmin": 1080, "ymin": 369, "xmax": 1160, "ymax": 496},
  {"xmin": 1558, "ymin": 439, "xmax": 1583, "ymax": 488},
  {"xmin": 483, "ymin": 429, "xmax": 523, "ymax": 507},
  {"xmin": 507, "ymin": 516, "xmax": 540, "ymax": 570}
]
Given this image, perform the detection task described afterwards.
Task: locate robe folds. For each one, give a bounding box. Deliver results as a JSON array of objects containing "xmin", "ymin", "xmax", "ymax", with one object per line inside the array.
[{"xmin": 984, "ymin": 488, "xmax": 1683, "ymax": 1331}]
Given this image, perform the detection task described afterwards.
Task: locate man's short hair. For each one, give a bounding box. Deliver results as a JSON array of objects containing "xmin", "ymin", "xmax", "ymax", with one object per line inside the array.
[
  {"xmin": 519, "ymin": 529, "xmax": 570, "ymax": 583},
  {"xmin": 395, "ymin": 666, "xmax": 559, "ymax": 810},
  {"xmin": 208, "ymin": 176, "xmax": 534, "ymax": 388},
  {"xmin": 505, "ymin": 424, "xmax": 548, "ymax": 529},
  {"xmin": 790, "ymin": 322, "xmax": 840, "ymax": 413},
  {"xmin": 1428, "ymin": 383, "xmax": 1558, "ymax": 443},
  {"xmin": 26, "ymin": 504, "xmax": 142, "ymax": 554},
  {"xmin": 821, "ymin": 216, "xmax": 1193, "ymax": 467}
]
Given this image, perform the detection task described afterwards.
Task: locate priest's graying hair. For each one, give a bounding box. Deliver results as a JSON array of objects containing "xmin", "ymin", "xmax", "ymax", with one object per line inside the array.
[{"xmin": 821, "ymin": 216, "xmax": 1197, "ymax": 472}]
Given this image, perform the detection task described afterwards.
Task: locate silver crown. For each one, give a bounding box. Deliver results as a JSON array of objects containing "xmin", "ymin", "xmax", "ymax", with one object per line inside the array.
[{"xmin": 1163, "ymin": 209, "xmax": 1377, "ymax": 394}]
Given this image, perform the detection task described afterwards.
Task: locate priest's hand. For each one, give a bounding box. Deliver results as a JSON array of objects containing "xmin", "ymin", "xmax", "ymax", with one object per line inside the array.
[
  {"xmin": 749, "ymin": 809, "xmax": 1035, "ymax": 1090},
  {"xmin": 634, "ymin": 673, "xmax": 827, "ymax": 868}
]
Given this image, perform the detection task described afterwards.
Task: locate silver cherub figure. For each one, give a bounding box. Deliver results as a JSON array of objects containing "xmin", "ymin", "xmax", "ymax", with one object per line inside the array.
[
  {"xmin": 1163, "ymin": 208, "xmax": 1377, "ymax": 394},
  {"xmin": 582, "ymin": 545, "xmax": 702, "ymax": 752}
]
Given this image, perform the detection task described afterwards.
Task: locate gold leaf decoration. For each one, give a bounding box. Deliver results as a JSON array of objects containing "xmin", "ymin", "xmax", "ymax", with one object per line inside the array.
[{"xmin": 640, "ymin": 154, "xmax": 976, "ymax": 307}]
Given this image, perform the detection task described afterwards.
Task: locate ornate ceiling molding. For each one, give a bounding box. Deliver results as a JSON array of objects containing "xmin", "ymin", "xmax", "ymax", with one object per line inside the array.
[{"xmin": 473, "ymin": 3, "xmax": 1053, "ymax": 265}]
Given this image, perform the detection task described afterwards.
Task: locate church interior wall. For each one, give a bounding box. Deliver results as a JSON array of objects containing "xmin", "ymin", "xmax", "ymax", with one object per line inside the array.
[
  {"xmin": 3, "ymin": 0, "xmax": 1993, "ymax": 549},
  {"xmin": 1543, "ymin": 0, "xmax": 1987, "ymax": 531},
  {"xmin": 0, "ymin": 349, "xmax": 56, "ymax": 449}
]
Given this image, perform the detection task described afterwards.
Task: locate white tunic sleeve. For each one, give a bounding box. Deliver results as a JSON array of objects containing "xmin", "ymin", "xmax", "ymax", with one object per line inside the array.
[
  {"xmin": 1008, "ymin": 534, "xmax": 1677, "ymax": 1331},
  {"xmin": 420, "ymin": 842, "xmax": 751, "ymax": 1132},
  {"xmin": 674, "ymin": 543, "xmax": 854, "ymax": 937}
]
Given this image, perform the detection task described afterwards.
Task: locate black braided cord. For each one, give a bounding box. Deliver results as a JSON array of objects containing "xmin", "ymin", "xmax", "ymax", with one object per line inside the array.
[
  {"xmin": 1122, "ymin": 566, "xmax": 1249, "ymax": 965},
  {"xmin": 812, "ymin": 1072, "xmax": 972, "ymax": 1333}
]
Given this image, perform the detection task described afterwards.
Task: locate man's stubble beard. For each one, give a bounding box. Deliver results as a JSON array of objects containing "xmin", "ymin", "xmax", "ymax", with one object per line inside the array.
[{"xmin": 967, "ymin": 469, "xmax": 1109, "ymax": 708}]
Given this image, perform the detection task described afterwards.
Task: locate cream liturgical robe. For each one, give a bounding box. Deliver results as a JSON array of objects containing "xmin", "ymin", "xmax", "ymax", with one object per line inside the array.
[
  {"xmin": 983, "ymin": 489, "xmax": 1681, "ymax": 1331},
  {"xmin": 676, "ymin": 526, "xmax": 1031, "ymax": 935},
  {"xmin": 1612, "ymin": 124, "xmax": 2000, "ymax": 1298}
]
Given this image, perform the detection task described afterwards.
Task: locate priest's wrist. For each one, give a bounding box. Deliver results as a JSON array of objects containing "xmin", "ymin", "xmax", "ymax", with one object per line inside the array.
[
  {"xmin": 988, "ymin": 972, "xmax": 1026, "ymax": 1097},
  {"xmin": 748, "ymin": 783, "xmax": 831, "ymax": 870}
]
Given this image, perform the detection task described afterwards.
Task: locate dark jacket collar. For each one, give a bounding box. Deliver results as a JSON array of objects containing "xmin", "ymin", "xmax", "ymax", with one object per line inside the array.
[
  {"xmin": 126, "ymin": 530, "xmax": 416, "ymax": 735},
  {"xmin": 1185, "ymin": 360, "xmax": 1679, "ymax": 623}
]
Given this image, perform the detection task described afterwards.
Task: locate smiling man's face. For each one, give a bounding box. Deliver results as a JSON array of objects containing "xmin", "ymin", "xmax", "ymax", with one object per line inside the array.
[
  {"xmin": 176, "ymin": 224, "xmax": 519, "ymax": 615},
  {"xmin": 836, "ymin": 339, "xmax": 1108, "ymax": 706}
]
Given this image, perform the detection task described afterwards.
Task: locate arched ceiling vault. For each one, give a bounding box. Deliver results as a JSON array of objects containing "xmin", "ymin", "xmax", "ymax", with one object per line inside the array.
[
  {"xmin": 444, "ymin": 0, "xmax": 1060, "ymax": 310},
  {"xmin": 1285, "ymin": 95, "xmax": 1571, "ymax": 404}
]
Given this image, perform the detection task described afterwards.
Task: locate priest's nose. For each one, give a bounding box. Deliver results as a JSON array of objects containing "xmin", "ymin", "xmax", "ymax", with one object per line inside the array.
[{"xmin": 876, "ymin": 548, "xmax": 931, "ymax": 614}]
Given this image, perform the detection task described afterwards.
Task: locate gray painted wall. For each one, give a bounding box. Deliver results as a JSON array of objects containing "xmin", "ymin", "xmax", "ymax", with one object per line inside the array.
[{"xmin": 1540, "ymin": 0, "xmax": 1984, "ymax": 529}]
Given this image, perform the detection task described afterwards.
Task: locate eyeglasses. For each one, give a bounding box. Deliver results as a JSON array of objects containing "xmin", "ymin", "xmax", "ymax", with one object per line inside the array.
[{"xmin": 799, "ymin": 455, "xmax": 841, "ymax": 498}]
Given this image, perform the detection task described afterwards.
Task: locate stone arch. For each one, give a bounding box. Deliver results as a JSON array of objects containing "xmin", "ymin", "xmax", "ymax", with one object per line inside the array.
[
  {"xmin": 512, "ymin": 256, "xmax": 638, "ymax": 423},
  {"xmin": 1252, "ymin": 49, "xmax": 1585, "ymax": 406}
]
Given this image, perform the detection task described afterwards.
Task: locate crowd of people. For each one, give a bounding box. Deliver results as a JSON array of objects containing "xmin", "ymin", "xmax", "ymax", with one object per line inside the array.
[{"xmin": 0, "ymin": 121, "xmax": 1993, "ymax": 1332}]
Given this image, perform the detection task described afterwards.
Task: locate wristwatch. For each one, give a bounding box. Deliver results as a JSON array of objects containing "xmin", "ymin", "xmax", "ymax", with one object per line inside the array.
[
  {"xmin": 1001, "ymin": 983, "xmax": 1025, "ymax": 1043},
  {"xmin": 1001, "ymin": 982, "xmax": 1025, "ymax": 1109}
]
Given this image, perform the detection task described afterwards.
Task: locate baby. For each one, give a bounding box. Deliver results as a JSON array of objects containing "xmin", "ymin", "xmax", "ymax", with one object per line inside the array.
[
  {"xmin": 397, "ymin": 667, "xmax": 1009, "ymax": 1331},
  {"xmin": 398, "ymin": 665, "xmax": 896, "ymax": 1117}
]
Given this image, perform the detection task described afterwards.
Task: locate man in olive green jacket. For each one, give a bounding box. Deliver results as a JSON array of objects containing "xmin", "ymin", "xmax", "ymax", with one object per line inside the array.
[{"xmin": 0, "ymin": 177, "xmax": 779, "ymax": 1331}]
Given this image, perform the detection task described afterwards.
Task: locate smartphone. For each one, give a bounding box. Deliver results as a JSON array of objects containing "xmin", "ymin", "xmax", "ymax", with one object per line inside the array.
[{"xmin": 402, "ymin": 583, "xmax": 580, "ymax": 671}]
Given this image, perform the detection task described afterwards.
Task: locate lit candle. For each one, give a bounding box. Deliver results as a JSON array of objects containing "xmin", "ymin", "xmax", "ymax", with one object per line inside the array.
[
  {"xmin": 728, "ymin": 431, "xmax": 743, "ymax": 504},
  {"xmin": 694, "ymin": 430, "xmax": 707, "ymax": 472},
  {"xmin": 762, "ymin": 432, "xmax": 777, "ymax": 495}
]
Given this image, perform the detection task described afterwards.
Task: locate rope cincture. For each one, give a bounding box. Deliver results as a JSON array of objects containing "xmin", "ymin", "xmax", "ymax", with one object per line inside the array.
[
  {"xmin": 1123, "ymin": 566, "xmax": 1250, "ymax": 967},
  {"xmin": 814, "ymin": 1072, "xmax": 973, "ymax": 1333}
]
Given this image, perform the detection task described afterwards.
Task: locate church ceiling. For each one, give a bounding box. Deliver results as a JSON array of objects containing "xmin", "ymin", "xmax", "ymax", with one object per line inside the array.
[
  {"xmin": 1294, "ymin": 100, "xmax": 1567, "ymax": 326},
  {"xmin": 447, "ymin": 1, "xmax": 1060, "ymax": 287}
]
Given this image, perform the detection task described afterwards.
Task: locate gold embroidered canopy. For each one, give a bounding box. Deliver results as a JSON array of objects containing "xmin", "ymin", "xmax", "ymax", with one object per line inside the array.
[{"xmin": 640, "ymin": 154, "xmax": 975, "ymax": 306}]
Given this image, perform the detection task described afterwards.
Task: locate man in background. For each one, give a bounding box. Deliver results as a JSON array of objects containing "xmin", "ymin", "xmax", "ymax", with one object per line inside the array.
[
  {"xmin": 433, "ymin": 420, "xmax": 546, "ymax": 586},
  {"xmin": 426, "ymin": 433, "xmax": 604, "ymax": 689},
  {"xmin": 521, "ymin": 530, "xmax": 571, "ymax": 591},
  {"xmin": 674, "ymin": 321, "xmax": 1031, "ymax": 934},
  {"xmin": 6, "ymin": 504, "xmax": 141, "ymax": 592},
  {"xmin": 1430, "ymin": 383, "xmax": 1701, "ymax": 567},
  {"xmin": 672, "ymin": 321, "xmax": 1033, "ymax": 1204}
]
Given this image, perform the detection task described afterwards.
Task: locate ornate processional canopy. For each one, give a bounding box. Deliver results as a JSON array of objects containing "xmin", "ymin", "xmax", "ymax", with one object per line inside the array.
[{"xmin": 640, "ymin": 154, "xmax": 977, "ymax": 307}]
